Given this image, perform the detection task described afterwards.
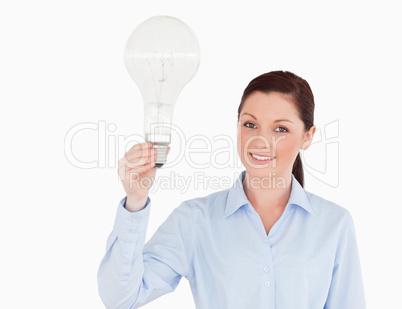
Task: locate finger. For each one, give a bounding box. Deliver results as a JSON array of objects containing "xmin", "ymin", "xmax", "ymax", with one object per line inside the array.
[
  {"xmin": 122, "ymin": 149, "xmax": 152, "ymax": 167},
  {"xmin": 124, "ymin": 151, "xmax": 156, "ymax": 170},
  {"xmin": 120, "ymin": 149, "xmax": 156, "ymax": 169},
  {"xmin": 118, "ymin": 154, "xmax": 156, "ymax": 181},
  {"xmin": 127, "ymin": 147, "xmax": 156, "ymax": 161},
  {"xmin": 127, "ymin": 159, "xmax": 156, "ymax": 175},
  {"xmin": 126, "ymin": 142, "xmax": 153, "ymax": 157},
  {"xmin": 121, "ymin": 148, "xmax": 156, "ymax": 164}
]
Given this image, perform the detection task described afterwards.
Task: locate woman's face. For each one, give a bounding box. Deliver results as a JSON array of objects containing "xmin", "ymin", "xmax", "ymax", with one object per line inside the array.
[{"xmin": 237, "ymin": 91, "xmax": 315, "ymax": 178}]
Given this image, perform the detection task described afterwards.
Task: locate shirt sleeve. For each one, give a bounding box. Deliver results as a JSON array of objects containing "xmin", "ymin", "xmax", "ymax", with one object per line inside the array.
[
  {"xmin": 97, "ymin": 196, "xmax": 194, "ymax": 309},
  {"xmin": 324, "ymin": 210, "xmax": 366, "ymax": 309}
]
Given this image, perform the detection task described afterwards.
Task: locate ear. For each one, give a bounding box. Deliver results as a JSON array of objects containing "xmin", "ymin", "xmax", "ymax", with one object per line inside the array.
[{"xmin": 301, "ymin": 125, "xmax": 316, "ymax": 150}]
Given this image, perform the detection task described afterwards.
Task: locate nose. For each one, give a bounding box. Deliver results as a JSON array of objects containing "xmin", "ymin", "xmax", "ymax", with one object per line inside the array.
[{"xmin": 245, "ymin": 135, "xmax": 271, "ymax": 151}]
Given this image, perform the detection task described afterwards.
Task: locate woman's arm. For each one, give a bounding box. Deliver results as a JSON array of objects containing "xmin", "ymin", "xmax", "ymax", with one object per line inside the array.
[
  {"xmin": 324, "ymin": 211, "xmax": 366, "ymax": 308},
  {"xmin": 97, "ymin": 141, "xmax": 193, "ymax": 308},
  {"xmin": 97, "ymin": 197, "xmax": 193, "ymax": 309}
]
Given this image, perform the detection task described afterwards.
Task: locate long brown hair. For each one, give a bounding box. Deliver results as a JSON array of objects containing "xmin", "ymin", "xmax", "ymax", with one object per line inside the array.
[{"xmin": 237, "ymin": 71, "xmax": 315, "ymax": 187}]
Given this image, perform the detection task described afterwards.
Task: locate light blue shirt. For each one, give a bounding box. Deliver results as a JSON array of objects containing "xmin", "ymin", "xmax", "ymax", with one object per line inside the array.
[{"xmin": 98, "ymin": 171, "xmax": 365, "ymax": 308}]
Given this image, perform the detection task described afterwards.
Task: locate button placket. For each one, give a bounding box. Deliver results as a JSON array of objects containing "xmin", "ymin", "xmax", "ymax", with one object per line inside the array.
[{"xmin": 262, "ymin": 240, "xmax": 274, "ymax": 290}]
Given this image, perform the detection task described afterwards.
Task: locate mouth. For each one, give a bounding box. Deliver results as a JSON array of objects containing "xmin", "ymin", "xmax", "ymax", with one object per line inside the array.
[{"xmin": 249, "ymin": 152, "xmax": 276, "ymax": 164}]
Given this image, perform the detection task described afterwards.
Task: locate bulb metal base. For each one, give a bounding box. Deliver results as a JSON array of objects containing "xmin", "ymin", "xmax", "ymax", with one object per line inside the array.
[
  {"xmin": 145, "ymin": 134, "xmax": 170, "ymax": 169},
  {"xmin": 153, "ymin": 143, "xmax": 168, "ymax": 169}
]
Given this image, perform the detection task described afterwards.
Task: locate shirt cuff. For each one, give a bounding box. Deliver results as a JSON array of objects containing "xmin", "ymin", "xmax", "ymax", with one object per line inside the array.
[{"xmin": 113, "ymin": 196, "xmax": 151, "ymax": 242}]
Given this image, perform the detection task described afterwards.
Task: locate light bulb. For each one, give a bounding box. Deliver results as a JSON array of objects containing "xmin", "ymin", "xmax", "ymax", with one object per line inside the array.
[{"xmin": 124, "ymin": 16, "xmax": 201, "ymax": 168}]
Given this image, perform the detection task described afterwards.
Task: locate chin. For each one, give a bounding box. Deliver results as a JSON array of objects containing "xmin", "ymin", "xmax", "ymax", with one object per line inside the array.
[{"xmin": 249, "ymin": 167, "xmax": 275, "ymax": 176}]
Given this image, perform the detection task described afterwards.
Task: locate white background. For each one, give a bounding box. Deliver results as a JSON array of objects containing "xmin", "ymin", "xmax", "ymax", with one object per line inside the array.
[{"xmin": 1, "ymin": 0, "xmax": 401, "ymax": 308}]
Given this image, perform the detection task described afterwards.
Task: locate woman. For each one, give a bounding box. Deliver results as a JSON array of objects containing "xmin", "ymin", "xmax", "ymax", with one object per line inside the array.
[{"xmin": 98, "ymin": 71, "xmax": 366, "ymax": 308}]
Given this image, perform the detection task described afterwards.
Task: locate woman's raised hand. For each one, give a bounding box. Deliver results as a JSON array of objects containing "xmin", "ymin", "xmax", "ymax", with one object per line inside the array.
[{"xmin": 118, "ymin": 142, "xmax": 169, "ymax": 212}]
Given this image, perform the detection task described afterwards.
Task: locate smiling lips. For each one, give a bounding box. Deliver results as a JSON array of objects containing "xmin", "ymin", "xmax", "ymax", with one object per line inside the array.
[{"xmin": 249, "ymin": 152, "xmax": 276, "ymax": 163}]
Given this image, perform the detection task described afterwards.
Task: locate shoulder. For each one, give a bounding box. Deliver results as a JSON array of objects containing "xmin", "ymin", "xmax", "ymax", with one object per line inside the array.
[{"xmin": 304, "ymin": 189, "xmax": 354, "ymax": 228}]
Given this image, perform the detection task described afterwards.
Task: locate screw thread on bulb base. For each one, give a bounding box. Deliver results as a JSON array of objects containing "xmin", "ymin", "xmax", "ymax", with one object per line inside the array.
[{"xmin": 153, "ymin": 144, "xmax": 168, "ymax": 169}]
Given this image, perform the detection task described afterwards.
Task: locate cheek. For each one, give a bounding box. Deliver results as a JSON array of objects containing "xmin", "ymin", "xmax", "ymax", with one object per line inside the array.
[
  {"xmin": 237, "ymin": 129, "xmax": 245, "ymax": 153},
  {"xmin": 237, "ymin": 129, "xmax": 251, "ymax": 157},
  {"xmin": 275, "ymin": 136, "xmax": 301, "ymax": 157},
  {"xmin": 237, "ymin": 128, "xmax": 245, "ymax": 145}
]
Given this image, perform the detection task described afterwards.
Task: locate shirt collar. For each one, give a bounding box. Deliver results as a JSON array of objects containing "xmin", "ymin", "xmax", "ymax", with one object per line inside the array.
[{"xmin": 224, "ymin": 170, "xmax": 315, "ymax": 218}]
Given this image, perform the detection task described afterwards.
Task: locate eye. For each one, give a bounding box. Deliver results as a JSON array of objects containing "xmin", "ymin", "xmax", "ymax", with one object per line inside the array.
[
  {"xmin": 244, "ymin": 122, "xmax": 257, "ymax": 129},
  {"xmin": 274, "ymin": 126, "xmax": 288, "ymax": 133}
]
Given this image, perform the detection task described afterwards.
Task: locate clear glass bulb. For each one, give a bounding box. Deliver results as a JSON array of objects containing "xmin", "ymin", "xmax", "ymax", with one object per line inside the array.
[{"xmin": 124, "ymin": 16, "xmax": 201, "ymax": 168}]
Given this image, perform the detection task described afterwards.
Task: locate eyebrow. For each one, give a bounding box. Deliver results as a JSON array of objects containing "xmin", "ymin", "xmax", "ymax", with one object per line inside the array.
[{"xmin": 241, "ymin": 113, "xmax": 294, "ymax": 124}]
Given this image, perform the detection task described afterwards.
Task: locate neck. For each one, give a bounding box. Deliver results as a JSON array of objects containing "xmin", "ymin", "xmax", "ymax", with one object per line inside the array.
[{"xmin": 242, "ymin": 171, "xmax": 292, "ymax": 212}]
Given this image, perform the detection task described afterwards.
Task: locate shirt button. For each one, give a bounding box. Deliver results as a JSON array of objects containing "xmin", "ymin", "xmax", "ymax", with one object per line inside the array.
[
  {"xmin": 264, "ymin": 266, "xmax": 270, "ymax": 272},
  {"xmin": 265, "ymin": 281, "xmax": 271, "ymax": 287}
]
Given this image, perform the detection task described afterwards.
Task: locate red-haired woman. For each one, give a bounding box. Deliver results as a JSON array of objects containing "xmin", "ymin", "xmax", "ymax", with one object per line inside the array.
[{"xmin": 98, "ymin": 71, "xmax": 366, "ymax": 309}]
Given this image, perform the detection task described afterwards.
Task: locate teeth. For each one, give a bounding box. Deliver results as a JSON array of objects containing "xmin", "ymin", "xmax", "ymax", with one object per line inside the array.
[{"xmin": 251, "ymin": 153, "xmax": 275, "ymax": 161}]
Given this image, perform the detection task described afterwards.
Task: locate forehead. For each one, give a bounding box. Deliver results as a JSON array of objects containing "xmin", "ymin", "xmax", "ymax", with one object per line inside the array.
[{"xmin": 241, "ymin": 91, "xmax": 299, "ymax": 120}]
